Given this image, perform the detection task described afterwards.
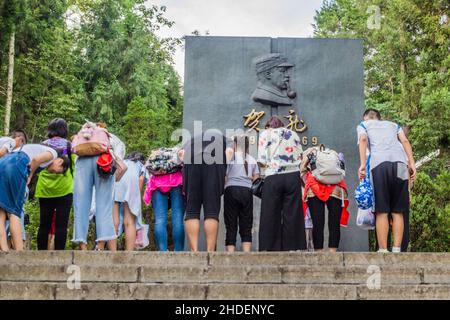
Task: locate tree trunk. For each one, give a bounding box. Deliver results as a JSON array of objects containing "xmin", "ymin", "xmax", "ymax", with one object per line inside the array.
[{"xmin": 4, "ymin": 31, "xmax": 15, "ymax": 136}]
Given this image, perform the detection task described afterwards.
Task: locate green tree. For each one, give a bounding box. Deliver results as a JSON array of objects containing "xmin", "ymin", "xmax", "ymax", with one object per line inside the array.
[
  {"xmin": 1, "ymin": 0, "xmax": 84, "ymax": 140},
  {"xmin": 314, "ymin": 0, "xmax": 450, "ymax": 251},
  {"xmin": 119, "ymin": 96, "xmax": 174, "ymax": 156},
  {"xmin": 73, "ymin": 0, "xmax": 182, "ymax": 132}
]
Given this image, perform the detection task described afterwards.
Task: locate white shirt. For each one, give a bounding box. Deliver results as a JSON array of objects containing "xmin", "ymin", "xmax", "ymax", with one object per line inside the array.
[
  {"xmin": 0, "ymin": 137, "xmax": 16, "ymax": 153},
  {"xmin": 14, "ymin": 144, "xmax": 58, "ymax": 168},
  {"xmin": 225, "ymin": 152, "xmax": 259, "ymax": 189},
  {"xmin": 357, "ymin": 120, "xmax": 407, "ymax": 170},
  {"xmin": 257, "ymin": 128, "xmax": 303, "ymax": 176}
]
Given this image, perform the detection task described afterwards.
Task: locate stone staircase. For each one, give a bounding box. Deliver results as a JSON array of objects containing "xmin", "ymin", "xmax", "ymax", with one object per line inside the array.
[{"xmin": 0, "ymin": 251, "xmax": 449, "ymax": 300}]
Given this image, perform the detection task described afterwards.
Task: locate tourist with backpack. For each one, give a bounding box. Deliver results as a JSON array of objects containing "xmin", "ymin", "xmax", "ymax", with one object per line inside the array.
[
  {"xmin": 113, "ymin": 152, "xmax": 146, "ymax": 251},
  {"xmin": 35, "ymin": 118, "xmax": 75, "ymax": 250},
  {"xmin": 143, "ymin": 147, "xmax": 185, "ymax": 251},
  {"xmin": 0, "ymin": 139, "xmax": 70, "ymax": 252},
  {"xmin": 357, "ymin": 109, "xmax": 416, "ymax": 253},
  {"xmin": 224, "ymin": 135, "xmax": 259, "ymax": 252},
  {"xmin": 257, "ymin": 116, "xmax": 306, "ymax": 251},
  {"xmin": 72, "ymin": 122, "xmax": 117, "ymax": 251},
  {"xmin": 300, "ymin": 145, "xmax": 349, "ymax": 252}
]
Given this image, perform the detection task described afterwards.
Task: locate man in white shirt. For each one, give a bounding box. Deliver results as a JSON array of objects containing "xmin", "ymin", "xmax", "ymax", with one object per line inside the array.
[
  {"xmin": 357, "ymin": 109, "xmax": 416, "ymax": 253},
  {"xmin": 0, "ymin": 137, "xmax": 16, "ymax": 158},
  {"xmin": 0, "ymin": 130, "xmax": 27, "ymax": 158}
]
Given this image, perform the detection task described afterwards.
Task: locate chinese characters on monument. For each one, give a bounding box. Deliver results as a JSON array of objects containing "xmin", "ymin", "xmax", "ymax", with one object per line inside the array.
[{"xmin": 243, "ymin": 108, "xmax": 318, "ymax": 146}]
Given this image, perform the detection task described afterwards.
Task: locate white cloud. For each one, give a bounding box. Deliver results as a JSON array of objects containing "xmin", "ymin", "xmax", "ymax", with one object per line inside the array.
[{"xmin": 149, "ymin": 0, "xmax": 324, "ymax": 79}]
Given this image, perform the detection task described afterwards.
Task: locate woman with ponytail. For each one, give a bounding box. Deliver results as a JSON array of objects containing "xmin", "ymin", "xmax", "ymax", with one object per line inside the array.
[
  {"xmin": 223, "ymin": 135, "xmax": 259, "ymax": 252},
  {"xmin": 35, "ymin": 118, "xmax": 75, "ymax": 250}
]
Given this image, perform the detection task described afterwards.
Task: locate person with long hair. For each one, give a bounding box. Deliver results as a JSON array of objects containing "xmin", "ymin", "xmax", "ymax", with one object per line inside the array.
[
  {"xmin": 257, "ymin": 116, "xmax": 306, "ymax": 251},
  {"xmin": 224, "ymin": 135, "xmax": 259, "ymax": 252},
  {"xmin": 35, "ymin": 118, "xmax": 75, "ymax": 250}
]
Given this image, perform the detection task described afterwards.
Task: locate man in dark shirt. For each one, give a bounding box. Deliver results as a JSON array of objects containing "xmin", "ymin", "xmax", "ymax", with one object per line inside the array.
[{"xmin": 182, "ymin": 130, "xmax": 229, "ymax": 251}]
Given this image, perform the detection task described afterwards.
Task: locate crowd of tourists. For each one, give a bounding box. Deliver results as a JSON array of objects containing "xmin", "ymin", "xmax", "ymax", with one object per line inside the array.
[{"xmin": 0, "ymin": 108, "xmax": 416, "ymax": 253}]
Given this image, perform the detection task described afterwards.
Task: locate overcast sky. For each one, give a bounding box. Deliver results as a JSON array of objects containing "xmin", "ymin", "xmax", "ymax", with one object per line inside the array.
[{"xmin": 150, "ymin": 0, "xmax": 325, "ymax": 79}]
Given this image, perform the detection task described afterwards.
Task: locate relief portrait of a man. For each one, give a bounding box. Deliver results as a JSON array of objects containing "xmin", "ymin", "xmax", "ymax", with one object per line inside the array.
[{"xmin": 251, "ymin": 53, "xmax": 297, "ymax": 107}]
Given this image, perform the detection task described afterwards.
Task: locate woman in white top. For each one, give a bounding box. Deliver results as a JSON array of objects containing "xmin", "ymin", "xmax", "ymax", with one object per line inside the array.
[
  {"xmin": 0, "ymin": 143, "xmax": 69, "ymax": 251},
  {"xmin": 113, "ymin": 152, "xmax": 146, "ymax": 251}
]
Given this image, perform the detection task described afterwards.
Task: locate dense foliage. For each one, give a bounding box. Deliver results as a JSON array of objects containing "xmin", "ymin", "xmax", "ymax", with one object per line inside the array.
[
  {"xmin": 314, "ymin": 0, "xmax": 449, "ymax": 251},
  {"xmin": 0, "ymin": 0, "xmax": 182, "ymax": 249},
  {"xmin": 0, "ymin": 0, "xmax": 182, "ymax": 152}
]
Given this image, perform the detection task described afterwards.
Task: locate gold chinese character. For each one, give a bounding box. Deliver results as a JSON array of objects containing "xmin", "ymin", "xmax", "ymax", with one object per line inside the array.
[
  {"xmin": 243, "ymin": 109, "xmax": 265, "ymax": 132},
  {"xmin": 284, "ymin": 109, "xmax": 307, "ymax": 133}
]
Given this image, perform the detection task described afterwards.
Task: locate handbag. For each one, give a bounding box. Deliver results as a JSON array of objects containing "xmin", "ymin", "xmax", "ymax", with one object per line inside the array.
[
  {"xmin": 111, "ymin": 150, "xmax": 128, "ymax": 182},
  {"xmin": 251, "ymin": 177, "xmax": 264, "ymax": 198},
  {"xmin": 251, "ymin": 129, "xmax": 284, "ymax": 198}
]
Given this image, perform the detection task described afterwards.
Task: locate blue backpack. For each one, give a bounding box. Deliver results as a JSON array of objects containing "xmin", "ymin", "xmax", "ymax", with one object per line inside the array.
[{"xmin": 355, "ymin": 155, "xmax": 373, "ymax": 210}]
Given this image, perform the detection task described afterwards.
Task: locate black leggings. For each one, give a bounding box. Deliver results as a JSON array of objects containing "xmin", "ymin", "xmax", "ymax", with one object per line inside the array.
[
  {"xmin": 224, "ymin": 186, "xmax": 253, "ymax": 246},
  {"xmin": 38, "ymin": 194, "xmax": 73, "ymax": 250},
  {"xmin": 307, "ymin": 196, "xmax": 342, "ymax": 250}
]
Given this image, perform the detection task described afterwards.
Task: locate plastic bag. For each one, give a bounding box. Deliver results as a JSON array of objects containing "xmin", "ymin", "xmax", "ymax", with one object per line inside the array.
[
  {"xmin": 356, "ymin": 208, "xmax": 375, "ymax": 230},
  {"xmin": 304, "ymin": 208, "xmax": 313, "ymax": 229},
  {"xmin": 135, "ymin": 224, "xmax": 150, "ymax": 250}
]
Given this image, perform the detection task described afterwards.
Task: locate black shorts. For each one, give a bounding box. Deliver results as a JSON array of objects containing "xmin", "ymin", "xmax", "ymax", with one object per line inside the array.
[
  {"xmin": 371, "ymin": 161, "xmax": 409, "ymax": 214},
  {"xmin": 183, "ymin": 163, "xmax": 226, "ymax": 221}
]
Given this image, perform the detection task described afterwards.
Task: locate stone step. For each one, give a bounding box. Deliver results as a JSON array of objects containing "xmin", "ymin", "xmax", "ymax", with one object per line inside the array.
[
  {"xmin": 1, "ymin": 251, "xmax": 450, "ymax": 267},
  {"xmin": 0, "ymin": 281, "xmax": 449, "ymax": 300},
  {"xmin": 1, "ymin": 263, "xmax": 449, "ymax": 285},
  {"xmin": 1, "ymin": 251, "xmax": 449, "ymax": 300}
]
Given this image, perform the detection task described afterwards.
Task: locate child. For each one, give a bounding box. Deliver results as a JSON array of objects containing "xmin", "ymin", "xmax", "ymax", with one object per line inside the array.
[{"xmin": 224, "ymin": 135, "xmax": 259, "ymax": 252}]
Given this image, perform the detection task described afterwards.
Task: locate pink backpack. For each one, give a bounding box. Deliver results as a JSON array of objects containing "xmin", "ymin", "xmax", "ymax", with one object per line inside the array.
[{"xmin": 72, "ymin": 122, "xmax": 111, "ymax": 156}]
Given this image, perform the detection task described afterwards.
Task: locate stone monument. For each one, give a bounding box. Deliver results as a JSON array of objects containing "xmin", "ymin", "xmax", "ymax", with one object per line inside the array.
[{"xmin": 183, "ymin": 36, "xmax": 367, "ymax": 251}]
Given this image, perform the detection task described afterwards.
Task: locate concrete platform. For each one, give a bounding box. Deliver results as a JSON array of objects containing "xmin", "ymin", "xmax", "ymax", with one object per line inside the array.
[{"xmin": 0, "ymin": 251, "xmax": 449, "ymax": 300}]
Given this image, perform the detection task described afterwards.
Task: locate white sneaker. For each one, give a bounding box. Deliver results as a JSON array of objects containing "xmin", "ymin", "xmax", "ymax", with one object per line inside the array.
[
  {"xmin": 392, "ymin": 247, "xmax": 401, "ymax": 253},
  {"xmin": 377, "ymin": 248, "xmax": 389, "ymax": 253}
]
